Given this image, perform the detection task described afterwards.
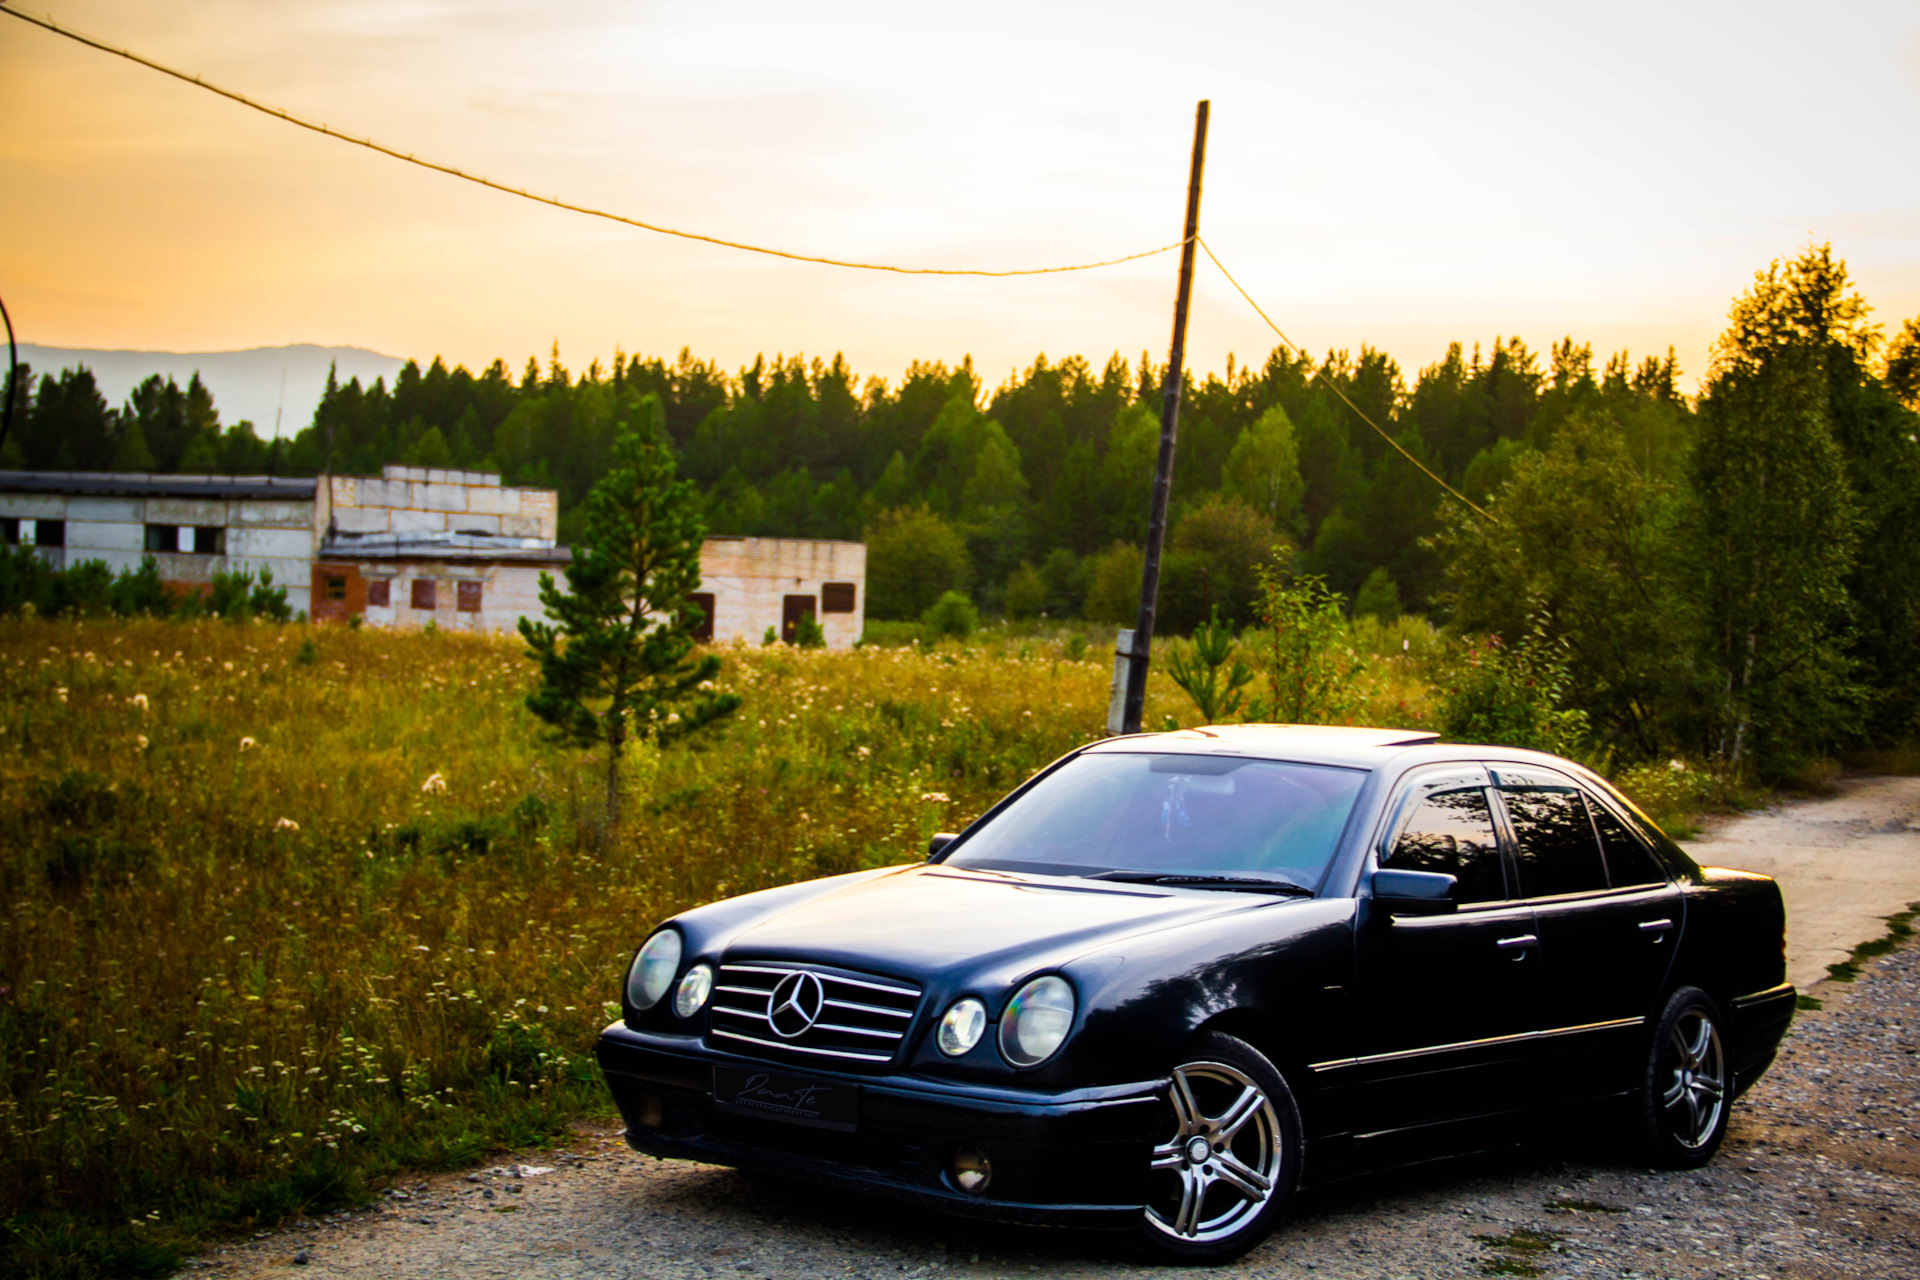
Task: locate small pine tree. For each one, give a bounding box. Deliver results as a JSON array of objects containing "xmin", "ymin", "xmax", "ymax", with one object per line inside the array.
[{"xmin": 519, "ymin": 395, "xmax": 741, "ymax": 827}]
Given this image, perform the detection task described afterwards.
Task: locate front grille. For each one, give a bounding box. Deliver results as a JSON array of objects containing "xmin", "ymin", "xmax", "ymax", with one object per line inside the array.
[{"xmin": 709, "ymin": 962, "xmax": 921, "ymax": 1066}]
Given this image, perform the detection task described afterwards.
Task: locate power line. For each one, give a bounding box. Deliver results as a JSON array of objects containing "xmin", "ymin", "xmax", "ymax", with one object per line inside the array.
[
  {"xmin": 1197, "ymin": 236, "xmax": 1494, "ymax": 522},
  {"xmin": 0, "ymin": 3, "xmax": 1183, "ymax": 278}
]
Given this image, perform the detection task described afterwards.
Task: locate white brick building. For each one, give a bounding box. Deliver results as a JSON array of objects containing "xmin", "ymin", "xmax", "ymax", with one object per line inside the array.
[{"xmin": 1, "ymin": 468, "xmax": 867, "ymax": 646}]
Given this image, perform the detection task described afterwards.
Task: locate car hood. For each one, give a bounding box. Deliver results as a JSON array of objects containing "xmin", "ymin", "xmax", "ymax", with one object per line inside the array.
[{"xmin": 717, "ymin": 863, "xmax": 1269, "ymax": 983}]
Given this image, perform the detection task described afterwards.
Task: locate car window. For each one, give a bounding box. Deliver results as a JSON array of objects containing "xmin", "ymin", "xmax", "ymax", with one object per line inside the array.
[
  {"xmin": 1503, "ymin": 785, "xmax": 1610, "ymax": 898},
  {"xmin": 943, "ymin": 752, "xmax": 1368, "ymax": 886},
  {"xmin": 1589, "ymin": 800, "xmax": 1669, "ymax": 887},
  {"xmin": 1382, "ymin": 787, "xmax": 1506, "ymax": 904}
]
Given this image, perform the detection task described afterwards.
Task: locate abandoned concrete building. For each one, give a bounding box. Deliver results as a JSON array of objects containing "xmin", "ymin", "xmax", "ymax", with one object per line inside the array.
[{"xmin": 1, "ymin": 467, "xmax": 867, "ymax": 646}]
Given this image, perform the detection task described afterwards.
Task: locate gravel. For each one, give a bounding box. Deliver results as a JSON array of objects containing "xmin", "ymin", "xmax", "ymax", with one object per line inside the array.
[{"xmin": 194, "ymin": 938, "xmax": 1918, "ymax": 1280}]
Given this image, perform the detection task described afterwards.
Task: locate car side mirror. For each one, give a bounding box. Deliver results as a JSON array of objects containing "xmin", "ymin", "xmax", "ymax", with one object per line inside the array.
[
  {"xmin": 1372, "ymin": 868, "xmax": 1458, "ymax": 916},
  {"xmin": 928, "ymin": 832, "xmax": 959, "ymax": 858}
]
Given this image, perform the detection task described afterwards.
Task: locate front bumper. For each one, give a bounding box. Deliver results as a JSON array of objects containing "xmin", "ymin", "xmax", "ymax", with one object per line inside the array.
[{"xmin": 595, "ymin": 1023, "xmax": 1161, "ymax": 1227}]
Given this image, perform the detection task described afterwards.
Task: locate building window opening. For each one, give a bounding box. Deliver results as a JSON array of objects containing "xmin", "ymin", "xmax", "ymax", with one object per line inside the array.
[
  {"xmin": 192, "ymin": 526, "xmax": 225, "ymax": 555},
  {"xmin": 144, "ymin": 524, "xmax": 181, "ymax": 552},
  {"xmin": 411, "ymin": 579, "xmax": 437, "ymax": 610},
  {"xmin": 457, "ymin": 581, "xmax": 482, "ymax": 613},
  {"xmin": 0, "ymin": 517, "xmax": 18, "ymax": 544},
  {"xmin": 32, "ymin": 520, "xmax": 65, "ymax": 548},
  {"xmin": 822, "ymin": 582, "xmax": 857, "ymax": 613},
  {"xmin": 367, "ymin": 580, "xmax": 391, "ymax": 608},
  {"xmin": 688, "ymin": 592, "xmax": 716, "ymax": 643},
  {"xmin": 325, "ymin": 576, "xmax": 347, "ymax": 602}
]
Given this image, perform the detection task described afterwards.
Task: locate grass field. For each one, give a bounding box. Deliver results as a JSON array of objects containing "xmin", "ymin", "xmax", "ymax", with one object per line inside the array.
[{"xmin": 0, "ymin": 613, "xmax": 1664, "ymax": 1277}]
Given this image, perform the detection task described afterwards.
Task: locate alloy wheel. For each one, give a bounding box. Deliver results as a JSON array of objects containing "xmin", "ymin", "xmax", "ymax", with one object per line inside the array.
[
  {"xmin": 1661, "ymin": 1009, "xmax": 1726, "ymax": 1150},
  {"xmin": 1145, "ymin": 1060, "xmax": 1283, "ymax": 1243}
]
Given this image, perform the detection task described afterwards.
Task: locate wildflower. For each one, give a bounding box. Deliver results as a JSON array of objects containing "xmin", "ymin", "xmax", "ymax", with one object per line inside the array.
[
  {"xmin": 274, "ymin": 817, "xmax": 300, "ymax": 832},
  {"xmin": 56, "ymin": 687, "xmax": 68, "ymax": 703},
  {"xmin": 920, "ymin": 792, "xmax": 950, "ymax": 804},
  {"xmin": 136, "ymin": 735, "xmax": 149, "ymax": 751},
  {"xmin": 857, "ymin": 746, "xmax": 872, "ymax": 758},
  {"xmin": 1668, "ymin": 759, "xmax": 1687, "ymax": 773},
  {"xmin": 421, "ymin": 772, "xmax": 448, "ymax": 794},
  {"xmin": 131, "ymin": 694, "xmax": 149, "ymax": 712},
  {"xmin": 239, "ymin": 737, "xmax": 257, "ymax": 752}
]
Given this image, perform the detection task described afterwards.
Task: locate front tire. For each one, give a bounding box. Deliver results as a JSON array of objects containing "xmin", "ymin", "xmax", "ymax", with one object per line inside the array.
[
  {"xmin": 1140, "ymin": 1031, "xmax": 1301, "ymax": 1262},
  {"xmin": 1635, "ymin": 986, "xmax": 1731, "ymax": 1168}
]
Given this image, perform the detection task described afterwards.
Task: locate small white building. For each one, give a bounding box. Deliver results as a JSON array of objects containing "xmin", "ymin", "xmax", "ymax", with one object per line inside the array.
[
  {"xmin": 695, "ymin": 537, "xmax": 866, "ymax": 650},
  {"xmin": 0, "ymin": 471, "xmax": 318, "ymax": 607},
  {"xmin": 2, "ymin": 468, "xmax": 867, "ymax": 646},
  {"xmin": 312, "ymin": 467, "xmax": 566, "ymax": 633}
]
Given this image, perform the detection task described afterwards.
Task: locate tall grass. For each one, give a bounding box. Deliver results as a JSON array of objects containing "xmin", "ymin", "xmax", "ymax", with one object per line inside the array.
[{"xmin": 0, "ymin": 619, "xmax": 1180, "ymax": 1277}]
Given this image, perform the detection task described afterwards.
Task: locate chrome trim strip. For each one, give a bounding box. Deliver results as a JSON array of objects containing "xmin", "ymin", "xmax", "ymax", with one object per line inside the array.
[
  {"xmin": 714, "ymin": 986, "xmax": 771, "ymax": 998},
  {"xmin": 1730, "ymin": 981, "xmax": 1795, "ymax": 1009},
  {"xmin": 710, "ymin": 1028, "xmax": 893, "ymax": 1062},
  {"xmin": 720, "ymin": 965, "xmax": 919, "ymax": 997},
  {"xmin": 814, "ymin": 1022, "xmax": 902, "ymax": 1039},
  {"xmin": 1308, "ymin": 1016, "xmax": 1646, "ymax": 1072},
  {"xmin": 711, "ymin": 1006, "xmax": 771, "ymax": 1022},
  {"xmin": 825, "ymin": 998, "xmax": 913, "ymax": 1018}
]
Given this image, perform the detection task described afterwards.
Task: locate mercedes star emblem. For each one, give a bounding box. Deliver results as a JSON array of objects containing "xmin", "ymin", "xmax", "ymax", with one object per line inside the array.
[{"xmin": 767, "ymin": 971, "xmax": 825, "ymax": 1038}]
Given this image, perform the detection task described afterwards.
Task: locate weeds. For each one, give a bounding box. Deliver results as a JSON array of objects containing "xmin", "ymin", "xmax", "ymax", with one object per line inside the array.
[
  {"xmin": 0, "ymin": 618, "xmax": 1172, "ymax": 1277},
  {"xmin": 1822, "ymin": 900, "xmax": 1920, "ymax": 983}
]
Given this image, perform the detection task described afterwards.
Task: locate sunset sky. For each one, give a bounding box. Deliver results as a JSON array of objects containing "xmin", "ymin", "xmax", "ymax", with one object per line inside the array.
[{"xmin": 4, "ymin": 0, "xmax": 1918, "ymax": 399}]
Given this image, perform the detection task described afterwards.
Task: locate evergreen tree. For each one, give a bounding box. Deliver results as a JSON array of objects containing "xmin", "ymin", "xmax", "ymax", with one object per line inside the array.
[{"xmin": 519, "ymin": 395, "xmax": 739, "ymax": 828}]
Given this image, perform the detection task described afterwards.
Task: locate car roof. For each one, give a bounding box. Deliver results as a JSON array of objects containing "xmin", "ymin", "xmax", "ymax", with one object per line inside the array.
[{"xmin": 1085, "ymin": 723, "xmax": 1444, "ymax": 769}]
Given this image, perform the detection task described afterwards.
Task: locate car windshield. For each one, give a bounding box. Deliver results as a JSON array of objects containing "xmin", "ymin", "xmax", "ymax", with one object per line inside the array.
[{"xmin": 943, "ymin": 752, "xmax": 1367, "ymax": 890}]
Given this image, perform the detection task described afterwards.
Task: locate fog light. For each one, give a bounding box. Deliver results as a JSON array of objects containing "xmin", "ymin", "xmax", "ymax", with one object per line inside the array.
[
  {"xmin": 632, "ymin": 1090, "xmax": 664, "ymax": 1130},
  {"xmin": 951, "ymin": 1145, "xmax": 991, "ymax": 1194}
]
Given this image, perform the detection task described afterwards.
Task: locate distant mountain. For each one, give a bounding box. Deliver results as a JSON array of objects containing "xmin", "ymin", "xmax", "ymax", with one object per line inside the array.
[{"xmin": 12, "ymin": 344, "xmax": 406, "ymax": 439}]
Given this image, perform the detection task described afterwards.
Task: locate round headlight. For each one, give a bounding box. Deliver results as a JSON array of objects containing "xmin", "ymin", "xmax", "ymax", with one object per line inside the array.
[
  {"xmin": 626, "ymin": 930, "xmax": 682, "ymax": 1011},
  {"xmin": 673, "ymin": 963, "xmax": 714, "ymax": 1019},
  {"xmin": 936, "ymin": 997, "xmax": 988, "ymax": 1057},
  {"xmin": 999, "ymin": 975, "xmax": 1075, "ymax": 1067}
]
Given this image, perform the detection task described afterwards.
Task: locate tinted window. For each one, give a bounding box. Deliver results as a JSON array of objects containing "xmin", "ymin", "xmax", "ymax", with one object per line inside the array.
[
  {"xmin": 1504, "ymin": 786, "xmax": 1609, "ymax": 897},
  {"xmin": 1591, "ymin": 802, "xmax": 1668, "ymax": 887},
  {"xmin": 1384, "ymin": 788, "xmax": 1506, "ymax": 904},
  {"xmin": 946, "ymin": 752, "xmax": 1367, "ymax": 887}
]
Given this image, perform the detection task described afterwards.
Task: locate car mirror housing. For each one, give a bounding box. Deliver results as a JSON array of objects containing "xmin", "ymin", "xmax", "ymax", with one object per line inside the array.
[
  {"xmin": 928, "ymin": 832, "xmax": 959, "ymax": 857},
  {"xmin": 1372, "ymin": 868, "xmax": 1458, "ymax": 915}
]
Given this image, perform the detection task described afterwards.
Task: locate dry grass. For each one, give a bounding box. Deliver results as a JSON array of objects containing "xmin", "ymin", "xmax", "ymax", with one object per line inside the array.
[{"xmin": 0, "ymin": 618, "xmax": 1170, "ymax": 1277}]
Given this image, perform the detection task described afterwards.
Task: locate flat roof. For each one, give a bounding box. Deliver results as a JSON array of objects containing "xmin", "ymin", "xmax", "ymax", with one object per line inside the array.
[
  {"xmin": 0, "ymin": 470, "xmax": 317, "ymax": 501},
  {"xmin": 319, "ymin": 532, "xmax": 570, "ymax": 564}
]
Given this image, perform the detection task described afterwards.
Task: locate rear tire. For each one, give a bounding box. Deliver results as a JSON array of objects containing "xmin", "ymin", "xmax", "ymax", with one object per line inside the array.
[
  {"xmin": 1138, "ymin": 1031, "xmax": 1301, "ymax": 1263},
  {"xmin": 1635, "ymin": 986, "xmax": 1731, "ymax": 1168}
]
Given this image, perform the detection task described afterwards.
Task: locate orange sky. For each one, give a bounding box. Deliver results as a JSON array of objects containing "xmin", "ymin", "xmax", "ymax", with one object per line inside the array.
[{"xmin": 4, "ymin": 0, "xmax": 1919, "ymax": 397}]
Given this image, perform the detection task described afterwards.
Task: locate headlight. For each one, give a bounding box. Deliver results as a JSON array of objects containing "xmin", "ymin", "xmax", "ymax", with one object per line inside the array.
[
  {"xmin": 626, "ymin": 930, "xmax": 682, "ymax": 1011},
  {"xmin": 936, "ymin": 997, "xmax": 987, "ymax": 1056},
  {"xmin": 999, "ymin": 975, "xmax": 1075, "ymax": 1067},
  {"xmin": 673, "ymin": 963, "xmax": 714, "ymax": 1019}
]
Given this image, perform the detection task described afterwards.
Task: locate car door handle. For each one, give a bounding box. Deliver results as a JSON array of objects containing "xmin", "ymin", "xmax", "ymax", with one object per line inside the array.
[
  {"xmin": 1496, "ymin": 934, "xmax": 1538, "ymax": 957},
  {"xmin": 1639, "ymin": 918, "xmax": 1674, "ymax": 940}
]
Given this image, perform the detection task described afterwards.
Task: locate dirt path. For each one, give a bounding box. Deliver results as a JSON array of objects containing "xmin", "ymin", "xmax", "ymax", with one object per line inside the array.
[
  {"xmin": 1679, "ymin": 775, "xmax": 1920, "ymax": 991},
  {"xmin": 197, "ymin": 779, "xmax": 1920, "ymax": 1280}
]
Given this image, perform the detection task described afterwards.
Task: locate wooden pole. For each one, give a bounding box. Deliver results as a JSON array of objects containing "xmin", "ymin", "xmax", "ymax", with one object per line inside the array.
[{"xmin": 1121, "ymin": 99, "xmax": 1208, "ymax": 735}]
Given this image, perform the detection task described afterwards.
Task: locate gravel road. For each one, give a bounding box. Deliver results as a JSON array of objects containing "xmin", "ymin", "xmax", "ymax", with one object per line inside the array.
[{"xmin": 198, "ymin": 783, "xmax": 1920, "ymax": 1280}]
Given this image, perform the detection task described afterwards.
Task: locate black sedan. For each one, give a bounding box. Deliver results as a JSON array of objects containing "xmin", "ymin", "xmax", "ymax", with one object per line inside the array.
[{"xmin": 595, "ymin": 725, "xmax": 1795, "ymax": 1260}]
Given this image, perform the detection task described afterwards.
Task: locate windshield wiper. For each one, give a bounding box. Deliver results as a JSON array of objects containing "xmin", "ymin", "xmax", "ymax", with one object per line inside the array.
[{"xmin": 1088, "ymin": 871, "xmax": 1316, "ymax": 896}]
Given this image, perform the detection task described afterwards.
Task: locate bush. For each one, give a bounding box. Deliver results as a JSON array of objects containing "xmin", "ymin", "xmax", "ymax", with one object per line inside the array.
[
  {"xmin": 1083, "ymin": 542, "xmax": 1143, "ymax": 625},
  {"xmin": 1003, "ymin": 563, "xmax": 1045, "ymax": 620},
  {"xmin": 865, "ymin": 505, "xmax": 972, "ymax": 620},
  {"xmin": 921, "ymin": 590, "xmax": 979, "ymax": 639},
  {"xmin": 1436, "ymin": 611, "xmax": 1590, "ymax": 758}
]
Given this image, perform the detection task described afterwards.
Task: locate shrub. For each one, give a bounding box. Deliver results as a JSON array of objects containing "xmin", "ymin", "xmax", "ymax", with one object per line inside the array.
[{"xmin": 921, "ymin": 590, "xmax": 979, "ymax": 639}]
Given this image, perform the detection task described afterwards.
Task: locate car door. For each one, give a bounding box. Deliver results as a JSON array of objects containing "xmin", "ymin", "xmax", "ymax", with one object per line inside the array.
[
  {"xmin": 1491, "ymin": 764, "xmax": 1684, "ymax": 1103},
  {"xmin": 1341, "ymin": 765, "xmax": 1541, "ymax": 1148}
]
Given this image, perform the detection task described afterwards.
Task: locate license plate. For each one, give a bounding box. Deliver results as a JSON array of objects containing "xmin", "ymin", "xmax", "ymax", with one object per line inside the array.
[{"xmin": 712, "ymin": 1065, "xmax": 859, "ymax": 1132}]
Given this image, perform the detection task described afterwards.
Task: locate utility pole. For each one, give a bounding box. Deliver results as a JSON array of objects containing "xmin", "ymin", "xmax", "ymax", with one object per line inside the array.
[{"xmin": 1114, "ymin": 100, "xmax": 1208, "ymax": 736}]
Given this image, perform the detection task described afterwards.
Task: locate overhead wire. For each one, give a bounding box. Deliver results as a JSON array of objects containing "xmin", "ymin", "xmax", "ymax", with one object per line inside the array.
[
  {"xmin": 1197, "ymin": 236, "xmax": 1494, "ymax": 522},
  {"xmin": 0, "ymin": 3, "xmax": 1182, "ymax": 277},
  {"xmin": 3, "ymin": 3, "xmax": 1494, "ymax": 515}
]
